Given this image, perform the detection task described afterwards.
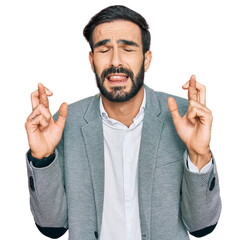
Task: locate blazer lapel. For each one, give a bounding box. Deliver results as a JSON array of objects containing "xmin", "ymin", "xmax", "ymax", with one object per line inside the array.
[
  {"xmin": 138, "ymin": 86, "xmax": 164, "ymax": 238},
  {"xmin": 79, "ymin": 87, "xmax": 168, "ymax": 237},
  {"xmin": 80, "ymin": 95, "xmax": 105, "ymax": 233}
]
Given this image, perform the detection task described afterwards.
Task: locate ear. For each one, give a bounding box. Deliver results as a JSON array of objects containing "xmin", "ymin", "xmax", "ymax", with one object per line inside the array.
[
  {"xmin": 144, "ymin": 50, "xmax": 152, "ymax": 72},
  {"xmin": 89, "ymin": 51, "xmax": 95, "ymax": 72}
]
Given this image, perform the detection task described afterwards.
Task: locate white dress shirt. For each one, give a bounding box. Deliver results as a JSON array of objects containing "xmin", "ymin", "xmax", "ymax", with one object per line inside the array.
[{"xmin": 99, "ymin": 90, "xmax": 212, "ymax": 240}]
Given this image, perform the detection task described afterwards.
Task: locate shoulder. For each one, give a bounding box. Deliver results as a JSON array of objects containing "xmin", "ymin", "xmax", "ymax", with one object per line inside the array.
[
  {"xmin": 53, "ymin": 94, "xmax": 99, "ymax": 122},
  {"xmin": 68, "ymin": 95, "xmax": 97, "ymax": 115},
  {"xmin": 156, "ymin": 91, "xmax": 188, "ymax": 109},
  {"xmin": 145, "ymin": 85, "xmax": 188, "ymax": 116}
]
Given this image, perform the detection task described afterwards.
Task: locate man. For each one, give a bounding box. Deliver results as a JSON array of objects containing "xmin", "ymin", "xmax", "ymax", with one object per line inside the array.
[{"xmin": 25, "ymin": 5, "xmax": 221, "ymax": 240}]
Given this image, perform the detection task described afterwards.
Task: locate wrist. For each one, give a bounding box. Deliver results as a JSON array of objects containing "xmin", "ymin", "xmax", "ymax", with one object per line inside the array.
[
  {"xmin": 30, "ymin": 150, "xmax": 54, "ymax": 159},
  {"xmin": 188, "ymin": 148, "xmax": 211, "ymax": 172}
]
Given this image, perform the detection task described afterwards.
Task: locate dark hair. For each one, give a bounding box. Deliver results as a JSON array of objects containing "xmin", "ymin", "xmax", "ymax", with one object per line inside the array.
[{"xmin": 83, "ymin": 5, "xmax": 151, "ymax": 53}]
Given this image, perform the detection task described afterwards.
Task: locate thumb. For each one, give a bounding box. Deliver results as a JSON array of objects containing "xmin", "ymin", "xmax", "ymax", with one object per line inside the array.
[
  {"xmin": 167, "ymin": 97, "xmax": 181, "ymax": 122},
  {"xmin": 55, "ymin": 102, "xmax": 68, "ymax": 129}
]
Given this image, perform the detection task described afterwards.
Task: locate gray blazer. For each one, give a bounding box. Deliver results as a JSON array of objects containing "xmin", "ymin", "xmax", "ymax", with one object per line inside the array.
[{"xmin": 26, "ymin": 85, "xmax": 221, "ymax": 240}]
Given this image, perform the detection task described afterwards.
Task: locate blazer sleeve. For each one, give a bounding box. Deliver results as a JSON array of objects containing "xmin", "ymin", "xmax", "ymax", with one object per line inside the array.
[
  {"xmin": 26, "ymin": 143, "xmax": 68, "ymax": 238},
  {"xmin": 180, "ymin": 150, "xmax": 222, "ymax": 237}
]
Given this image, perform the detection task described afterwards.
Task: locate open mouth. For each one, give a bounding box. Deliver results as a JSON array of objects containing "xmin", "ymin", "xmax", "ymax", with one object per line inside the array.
[{"xmin": 106, "ymin": 74, "xmax": 129, "ymax": 84}]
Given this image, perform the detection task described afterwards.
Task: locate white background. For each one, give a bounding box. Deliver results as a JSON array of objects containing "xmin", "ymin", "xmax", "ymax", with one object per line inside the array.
[{"xmin": 0, "ymin": 0, "xmax": 246, "ymax": 239}]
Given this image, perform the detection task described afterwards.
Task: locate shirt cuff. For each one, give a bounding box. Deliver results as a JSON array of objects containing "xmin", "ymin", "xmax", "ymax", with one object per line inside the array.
[
  {"xmin": 27, "ymin": 149, "xmax": 56, "ymax": 168},
  {"xmin": 187, "ymin": 155, "xmax": 213, "ymax": 173}
]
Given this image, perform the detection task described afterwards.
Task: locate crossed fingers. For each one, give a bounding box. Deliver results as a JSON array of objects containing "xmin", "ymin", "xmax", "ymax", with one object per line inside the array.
[
  {"xmin": 182, "ymin": 75, "xmax": 206, "ymax": 106},
  {"xmin": 31, "ymin": 83, "xmax": 53, "ymax": 110},
  {"xmin": 183, "ymin": 75, "xmax": 212, "ymax": 126},
  {"xmin": 26, "ymin": 83, "xmax": 53, "ymax": 130}
]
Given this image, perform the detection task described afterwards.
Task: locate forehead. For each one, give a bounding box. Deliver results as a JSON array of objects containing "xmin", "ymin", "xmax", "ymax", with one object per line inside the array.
[{"xmin": 92, "ymin": 20, "xmax": 142, "ymax": 44}]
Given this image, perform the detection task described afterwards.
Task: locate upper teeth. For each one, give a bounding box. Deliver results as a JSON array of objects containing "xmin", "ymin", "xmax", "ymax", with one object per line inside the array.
[{"xmin": 109, "ymin": 76, "xmax": 126, "ymax": 79}]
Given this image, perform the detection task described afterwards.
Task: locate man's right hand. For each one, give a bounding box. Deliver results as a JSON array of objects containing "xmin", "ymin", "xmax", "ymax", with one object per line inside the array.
[{"xmin": 25, "ymin": 83, "xmax": 68, "ymax": 159}]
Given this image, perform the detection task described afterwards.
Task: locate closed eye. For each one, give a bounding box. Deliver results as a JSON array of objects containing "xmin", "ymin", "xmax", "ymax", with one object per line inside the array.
[
  {"xmin": 124, "ymin": 49, "xmax": 134, "ymax": 52},
  {"xmin": 100, "ymin": 49, "xmax": 109, "ymax": 53}
]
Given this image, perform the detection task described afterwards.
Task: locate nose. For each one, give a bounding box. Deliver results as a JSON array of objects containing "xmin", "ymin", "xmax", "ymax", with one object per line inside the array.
[{"xmin": 110, "ymin": 48, "xmax": 123, "ymax": 68}]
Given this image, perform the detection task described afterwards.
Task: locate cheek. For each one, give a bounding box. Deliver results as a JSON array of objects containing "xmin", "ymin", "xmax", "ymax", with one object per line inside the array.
[
  {"xmin": 126, "ymin": 57, "xmax": 144, "ymax": 76},
  {"xmin": 92, "ymin": 62, "xmax": 104, "ymax": 78},
  {"xmin": 93, "ymin": 56, "xmax": 110, "ymax": 76}
]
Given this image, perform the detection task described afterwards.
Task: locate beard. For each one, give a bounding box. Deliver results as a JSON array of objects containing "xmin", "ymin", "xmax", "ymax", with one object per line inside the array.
[{"xmin": 94, "ymin": 61, "xmax": 145, "ymax": 102}]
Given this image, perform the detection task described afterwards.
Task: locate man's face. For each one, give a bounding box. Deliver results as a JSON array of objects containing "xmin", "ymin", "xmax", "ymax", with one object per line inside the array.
[{"xmin": 89, "ymin": 20, "xmax": 151, "ymax": 102}]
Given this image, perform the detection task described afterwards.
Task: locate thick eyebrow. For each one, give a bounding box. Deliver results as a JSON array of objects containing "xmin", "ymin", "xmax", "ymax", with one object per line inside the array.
[
  {"xmin": 94, "ymin": 39, "xmax": 110, "ymax": 48},
  {"xmin": 93, "ymin": 39, "xmax": 140, "ymax": 49},
  {"xmin": 118, "ymin": 39, "xmax": 139, "ymax": 47}
]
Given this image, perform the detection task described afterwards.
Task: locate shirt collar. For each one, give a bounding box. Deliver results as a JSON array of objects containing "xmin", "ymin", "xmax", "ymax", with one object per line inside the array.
[{"xmin": 99, "ymin": 89, "xmax": 146, "ymax": 128}]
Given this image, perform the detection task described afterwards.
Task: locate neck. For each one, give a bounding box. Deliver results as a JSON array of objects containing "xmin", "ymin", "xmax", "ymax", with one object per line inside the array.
[{"xmin": 101, "ymin": 86, "xmax": 145, "ymax": 127}]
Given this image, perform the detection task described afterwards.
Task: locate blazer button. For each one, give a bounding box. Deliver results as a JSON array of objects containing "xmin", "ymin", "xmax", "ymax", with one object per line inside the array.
[
  {"xmin": 94, "ymin": 231, "xmax": 98, "ymax": 239},
  {"xmin": 29, "ymin": 176, "xmax": 35, "ymax": 192},
  {"xmin": 209, "ymin": 177, "xmax": 216, "ymax": 191}
]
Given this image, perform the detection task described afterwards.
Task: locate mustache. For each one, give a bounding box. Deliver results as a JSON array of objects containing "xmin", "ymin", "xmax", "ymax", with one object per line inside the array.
[{"xmin": 101, "ymin": 67, "xmax": 134, "ymax": 81}]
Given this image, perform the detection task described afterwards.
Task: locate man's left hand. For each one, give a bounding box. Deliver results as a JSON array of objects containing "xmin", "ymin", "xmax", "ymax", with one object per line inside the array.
[{"xmin": 167, "ymin": 75, "xmax": 212, "ymax": 171}]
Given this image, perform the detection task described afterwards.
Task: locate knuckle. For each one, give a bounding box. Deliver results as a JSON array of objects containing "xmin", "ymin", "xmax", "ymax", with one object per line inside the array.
[
  {"xmin": 39, "ymin": 103, "xmax": 45, "ymax": 110},
  {"xmin": 187, "ymin": 111, "xmax": 192, "ymax": 118},
  {"xmin": 209, "ymin": 113, "xmax": 213, "ymax": 122},
  {"xmin": 191, "ymin": 106, "xmax": 197, "ymax": 113},
  {"xmin": 35, "ymin": 103, "xmax": 45, "ymax": 112},
  {"xmin": 32, "ymin": 114, "xmax": 40, "ymax": 122},
  {"xmin": 189, "ymin": 100, "xmax": 196, "ymax": 107},
  {"xmin": 41, "ymin": 118, "xmax": 48, "ymax": 125},
  {"xmin": 191, "ymin": 106, "xmax": 195, "ymax": 112},
  {"xmin": 39, "ymin": 114, "xmax": 45, "ymax": 121},
  {"xmin": 47, "ymin": 114, "xmax": 52, "ymax": 121},
  {"xmin": 206, "ymin": 107, "xmax": 212, "ymax": 115}
]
